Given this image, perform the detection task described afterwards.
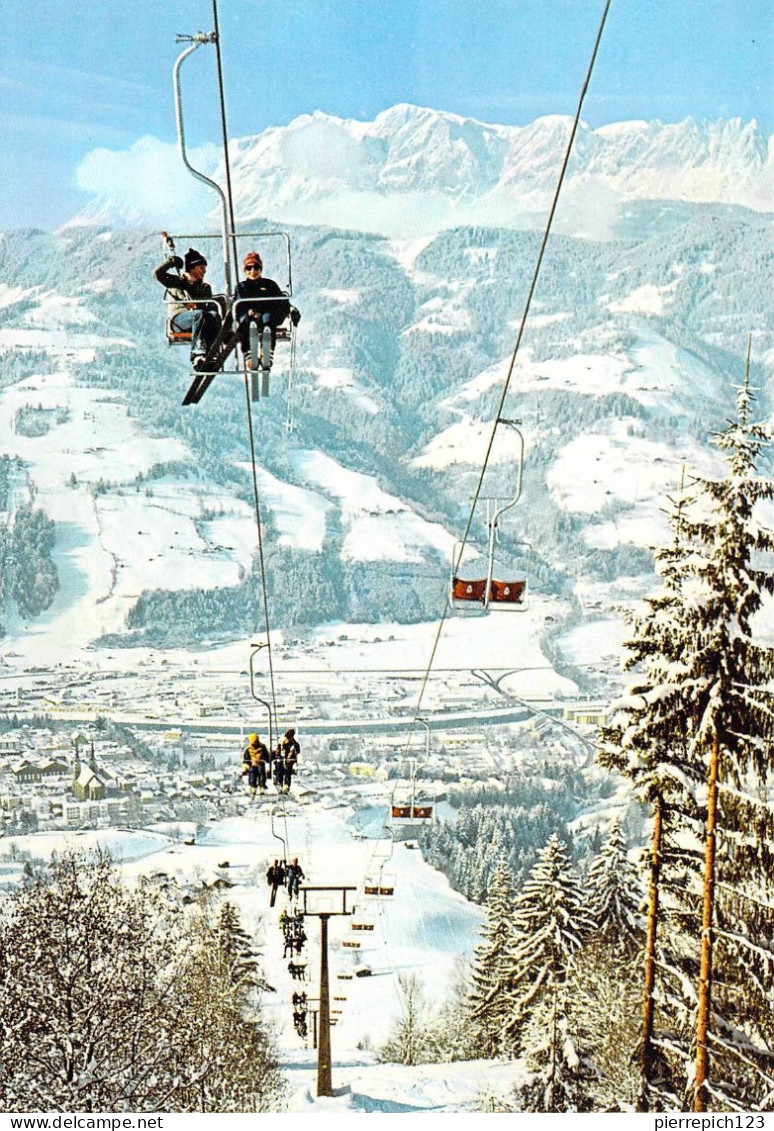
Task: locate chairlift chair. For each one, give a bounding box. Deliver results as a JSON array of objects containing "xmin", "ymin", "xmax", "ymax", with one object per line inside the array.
[
  {"xmin": 159, "ymin": 230, "xmax": 297, "ymax": 402},
  {"xmin": 390, "ymin": 802, "xmax": 434, "ymax": 822},
  {"xmin": 450, "ymin": 421, "xmax": 529, "ymax": 613},
  {"xmin": 363, "ymin": 869, "xmax": 396, "ymax": 898},
  {"xmin": 351, "ymin": 914, "xmax": 376, "ymax": 932},
  {"xmin": 390, "ymin": 755, "xmax": 434, "ymax": 826}
]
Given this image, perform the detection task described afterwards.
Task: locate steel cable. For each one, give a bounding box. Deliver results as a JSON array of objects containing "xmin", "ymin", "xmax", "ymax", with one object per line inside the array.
[{"xmin": 402, "ymin": 0, "xmax": 614, "ymax": 756}]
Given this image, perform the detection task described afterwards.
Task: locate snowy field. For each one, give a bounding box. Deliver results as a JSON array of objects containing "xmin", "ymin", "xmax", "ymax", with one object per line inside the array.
[{"xmin": 0, "ymin": 347, "xmax": 576, "ymax": 689}]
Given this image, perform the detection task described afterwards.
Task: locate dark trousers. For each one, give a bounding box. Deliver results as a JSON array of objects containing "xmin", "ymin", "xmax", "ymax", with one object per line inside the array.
[{"xmin": 248, "ymin": 762, "xmax": 266, "ymax": 790}]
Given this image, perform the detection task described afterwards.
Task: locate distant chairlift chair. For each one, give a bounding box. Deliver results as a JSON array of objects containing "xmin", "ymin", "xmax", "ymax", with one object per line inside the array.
[{"xmin": 450, "ymin": 421, "xmax": 529, "ymax": 612}]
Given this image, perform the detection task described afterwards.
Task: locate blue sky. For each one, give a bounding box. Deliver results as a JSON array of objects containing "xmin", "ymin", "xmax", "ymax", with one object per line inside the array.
[{"xmin": 1, "ymin": 0, "xmax": 771, "ymax": 228}]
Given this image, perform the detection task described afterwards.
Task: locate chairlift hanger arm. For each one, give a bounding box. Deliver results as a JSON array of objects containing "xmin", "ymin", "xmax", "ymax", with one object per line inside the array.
[
  {"xmin": 490, "ymin": 420, "xmax": 525, "ymax": 531},
  {"xmin": 172, "ymin": 34, "xmax": 233, "ymax": 294},
  {"xmin": 249, "ymin": 642, "xmax": 274, "ymax": 749}
]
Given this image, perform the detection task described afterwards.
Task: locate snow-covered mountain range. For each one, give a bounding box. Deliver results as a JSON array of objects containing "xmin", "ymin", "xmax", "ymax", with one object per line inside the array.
[{"xmin": 76, "ymin": 105, "xmax": 774, "ymax": 237}]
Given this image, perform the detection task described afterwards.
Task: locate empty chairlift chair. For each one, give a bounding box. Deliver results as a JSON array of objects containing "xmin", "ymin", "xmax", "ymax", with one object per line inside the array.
[{"xmin": 450, "ymin": 421, "xmax": 529, "ymax": 613}]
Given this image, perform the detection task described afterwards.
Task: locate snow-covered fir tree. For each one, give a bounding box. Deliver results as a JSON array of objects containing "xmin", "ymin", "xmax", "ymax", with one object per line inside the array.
[
  {"xmin": 468, "ymin": 855, "xmax": 518, "ymax": 1057},
  {"xmin": 602, "ymin": 368, "xmax": 774, "ymax": 1112},
  {"xmin": 216, "ymin": 899, "xmax": 270, "ymax": 995},
  {"xmin": 0, "ymin": 851, "xmax": 283, "ymax": 1112},
  {"xmin": 568, "ymin": 819, "xmax": 644, "ymax": 1109},
  {"xmin": 515, "ymin": 1003, "xmax": 597, "ymax": 1114},
  {"xmin": 586, "ymin": 818, "xmax": 642, "ymax": 951},
  {"xmin": 675, "ymin": 372, "xmax": 774, "ymax": 1110},
  {"xmin": 174, "ymin": 907, "xmax": 285, "ymax": 1111},
  {"xmin": 504, "ymin": 834, "xmax": 595, "ymax": 1111},
  {"xmin": 569, "ymin": 940, "xmax": 641, "ymax": 1111},
  {"xmin": 601, "ymin": 479, "xmax": 710, "ymax": 1110}
]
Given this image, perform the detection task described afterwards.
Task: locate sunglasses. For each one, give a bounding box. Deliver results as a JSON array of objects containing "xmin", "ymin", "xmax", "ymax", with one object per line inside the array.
[{"xmin": 244, "ymin": 264, "xmax": 262, "ymax": 271}]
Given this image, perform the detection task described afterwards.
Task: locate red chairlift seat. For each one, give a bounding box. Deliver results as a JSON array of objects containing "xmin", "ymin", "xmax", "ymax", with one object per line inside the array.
[
  {"xmin": 489, "ymin": 578, "xmax": 526, "ymax": 605},
  {"xmin": 391, "ymin": 803, "xmax": 433, "ymax": 821},
  {"xmin": 451, "ymin": 577, "xmax": 488, "ymax": 604},
  {"xmin": 364, "ymin": 875, "xmax": 395, "ymax": 897},
  {"xmin": 451, "ymin": 574, "xmax": 527, "ymax": 611}
]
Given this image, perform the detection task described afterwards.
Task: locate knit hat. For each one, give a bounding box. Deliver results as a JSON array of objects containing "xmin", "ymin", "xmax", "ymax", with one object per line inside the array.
[
  {"xmin": 248, "ymin": 732, "xmax": 259, "ymax": 745},
  {"xmin": 184, "ymin": 247, "xmax": 207, "ymax": 271},
  {"xmin": 243, "ymin": 251, "xmax": 263, "ymax": 269}
]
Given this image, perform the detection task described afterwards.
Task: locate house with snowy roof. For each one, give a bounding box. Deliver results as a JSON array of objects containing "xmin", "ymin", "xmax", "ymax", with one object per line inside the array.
[{"xmin": 12, "ymin": 760, "xmax": 43, "ymax": 784}]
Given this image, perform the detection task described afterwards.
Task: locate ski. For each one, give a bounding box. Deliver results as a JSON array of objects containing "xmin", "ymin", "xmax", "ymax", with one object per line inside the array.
[
  {"xmin": 261, "ymin": 325, "xmax": 272, "ymax": 398},
  {"xmin": 182, "ymin": 322, "xmax": 242, "ymax": 405},
  {"xmin": 249, "ymin": 321, "xmax": 261, "ymax": 402}
]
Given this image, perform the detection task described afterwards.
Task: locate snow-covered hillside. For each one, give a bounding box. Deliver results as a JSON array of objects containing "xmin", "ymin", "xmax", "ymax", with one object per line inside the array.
[
  {"xmin": 75, "ymin": 106, "xmax": 774, "ymax": 236},
  {"xmin": 0, "ymin": 196, "xmax": 772, "ymax": 674},
  {"xmin": 0, "ymin": 798, "xmax": 534, "ymax": 1113}
]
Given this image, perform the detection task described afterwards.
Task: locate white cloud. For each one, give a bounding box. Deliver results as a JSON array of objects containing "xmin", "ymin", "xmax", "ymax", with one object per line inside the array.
[{"xmin": 75, "ymin": 135, "xmax": 221, "ymax": 227}]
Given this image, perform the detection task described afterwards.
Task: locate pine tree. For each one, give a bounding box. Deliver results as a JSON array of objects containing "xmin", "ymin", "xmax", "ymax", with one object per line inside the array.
[
  {"xmin": 503, "ymin": 835, "xmax": 595, "ymax": 1110},
  {"xmin": 174, "ymin": 908, "xmax": 285, "ymax": 1112},
  {"xmin": 216, "ymin": 899, "xmax": 266, "ymax": 994},
  {"xmin": 569, "ymin": 938, "xmax": 641, "ymax": 1111},
  {"xmin": 600, "ymin": 480, "xmax": 708, "ymax": 1110},
  {"xmin": 570, "ymin": 819, "xmax": 644, "ymax": 1108},
  {"xmin": 676, "ymin": 370, "xmax": 774, "ymax": 1111},
  {"xmin": 586, "ymin": 819, "xmax": 642, "ymax": 952},
  {"xmin": 515, "ymin": 1002, "xmax": 597, "ymax": 1113},
  {"xmin": 468, "ymin": 855, "xmax": 518, "ymax": 1057},
  {"xmin": 602, "ymin": 364, "xmax": 774, "ymax": 1112}
]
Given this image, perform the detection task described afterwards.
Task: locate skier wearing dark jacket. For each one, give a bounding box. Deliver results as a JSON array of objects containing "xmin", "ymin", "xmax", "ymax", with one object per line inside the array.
[
  {"xmin": 266, "ymin": 859, "xmax": 286, "ymax": 907},
  {"xmin": 234, "ymin": 251, "xmax": 299, "ymax": 366},
  {"xmin": 276, "ymin": 728, "xmax": 300, "ymax": 793},
  {"xmin": 154, "ymin": 245, "xmax": 223, "ymax": 367},
  {"xmin": 286, "ymin": 857, "xmax": 305, "ymax": 899}
]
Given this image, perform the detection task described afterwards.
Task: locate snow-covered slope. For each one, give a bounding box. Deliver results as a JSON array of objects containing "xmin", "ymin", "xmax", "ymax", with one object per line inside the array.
[{"xmin": 0, "ymin": 800, "xmax": 526, "ymax": 1113}]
